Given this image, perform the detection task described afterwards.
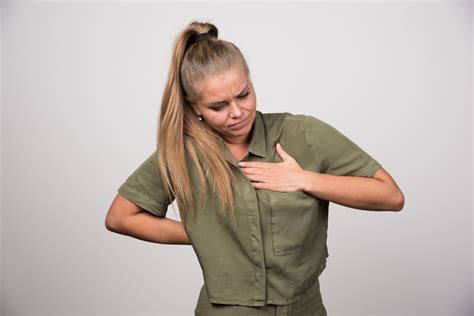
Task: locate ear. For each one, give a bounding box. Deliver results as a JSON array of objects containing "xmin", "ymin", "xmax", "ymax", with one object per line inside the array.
[{"xmin": 187, "ymin": 101, "xmax": 201, "ymax": 117}]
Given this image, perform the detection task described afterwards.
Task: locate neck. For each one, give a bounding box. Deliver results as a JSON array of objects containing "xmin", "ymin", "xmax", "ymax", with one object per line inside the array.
[{"xmin": 224, "ymin": 131, "xmax": 252, "ymax": 148}]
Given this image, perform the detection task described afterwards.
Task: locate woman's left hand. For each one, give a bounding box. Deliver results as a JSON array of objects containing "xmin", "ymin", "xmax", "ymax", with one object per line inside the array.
[{"xmin": 238, "ymin": 143, "xmax": 307, "ymax": 192}]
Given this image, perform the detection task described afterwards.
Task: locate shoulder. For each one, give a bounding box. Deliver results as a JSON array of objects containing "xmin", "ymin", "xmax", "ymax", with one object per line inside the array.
[
  {"xmin": 259, "ymin": 111, "xmax": 329, "ymax": 132},
  {"xmin": 259, "ymin": 111, "xmax": 310, "ymax": 126},
  {"xmin": 259, "ymin": 111, "xmax": 289, "ymax": 126}
]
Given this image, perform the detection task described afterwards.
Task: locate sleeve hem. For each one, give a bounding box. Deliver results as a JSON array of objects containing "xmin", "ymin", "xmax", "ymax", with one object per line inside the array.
[
  {"xmin": 117, "ymin": 185, "xmax": 168, "ymax": 218},
  {"xmin": 355, "ymin": 160, "xmax": 382, "ymax": 178}
]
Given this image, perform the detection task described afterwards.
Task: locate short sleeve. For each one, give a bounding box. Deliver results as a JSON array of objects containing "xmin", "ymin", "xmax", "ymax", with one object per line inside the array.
[
  {"xmin": 117, "ymin": 150, "xmax": 174, "ymax": 217},
  {"xmin": 303, "ymin": 115, "xmax": 382, "ymax": 177}
]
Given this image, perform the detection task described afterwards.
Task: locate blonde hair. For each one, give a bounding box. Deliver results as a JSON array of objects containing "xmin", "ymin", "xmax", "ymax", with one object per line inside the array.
[{"xmin": 156, "ymin": 20, "xmax": 250, "ymax": 224}]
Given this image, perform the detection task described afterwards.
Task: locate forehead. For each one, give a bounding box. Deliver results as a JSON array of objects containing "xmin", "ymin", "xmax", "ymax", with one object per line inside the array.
[{"xmin": 199, "ymin": 68, "xmax": 249, "ymax": 101}]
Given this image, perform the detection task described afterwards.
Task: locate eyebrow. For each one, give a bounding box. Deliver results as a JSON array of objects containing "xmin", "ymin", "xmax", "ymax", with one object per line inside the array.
[{"xmin": 205, "ymin": 84, "xmax": 250, "ymax": 107}]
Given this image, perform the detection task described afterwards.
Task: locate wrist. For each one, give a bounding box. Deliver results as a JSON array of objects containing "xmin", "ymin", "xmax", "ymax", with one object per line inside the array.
[{"xmin": 299, "ymin": 169, "xmax": 315, "ymax": 193}]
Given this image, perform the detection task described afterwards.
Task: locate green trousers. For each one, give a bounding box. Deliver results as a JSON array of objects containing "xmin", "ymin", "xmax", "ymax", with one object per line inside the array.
[{"xmin": 194, "ymin": 278, "xmax": 328, "ymax": 316}]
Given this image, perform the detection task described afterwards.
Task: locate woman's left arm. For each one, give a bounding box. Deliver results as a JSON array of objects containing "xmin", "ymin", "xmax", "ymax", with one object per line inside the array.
[
  {"xmin": 239, "ymin": 143, "xmax": 405, "ymax": 213},
  {"xmin": 300, "ymin": 167, "xmax": 405, "ymax": 212}
]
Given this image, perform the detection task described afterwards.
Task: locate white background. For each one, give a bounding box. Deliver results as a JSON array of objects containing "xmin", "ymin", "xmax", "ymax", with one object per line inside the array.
[{"xmin": 2, "ymin": 1, "xmax": 472, "ymax": 315}]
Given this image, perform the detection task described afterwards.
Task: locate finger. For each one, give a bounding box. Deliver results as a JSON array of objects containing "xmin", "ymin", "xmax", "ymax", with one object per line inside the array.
[
  {"xmin": 251, "ymin": 181, "xmax": 271, "ymax": 190},
  {"xmin": 238, "ymin": 161, "xmax": 252, "ymax": 168},
  {"xmin": 275, "ymin": 143, "xmax": 291, "ymax": 162},
  {"xmin": 239, "ymin": 166, "xmax": 262, "ymax": 175},
  {"xmin": 238, "ymin": 161, "xmax": 271, "ymax": 169},
  {"xmin": 242, "ymin": 172, "xmax": 265, "ymax": 183}
]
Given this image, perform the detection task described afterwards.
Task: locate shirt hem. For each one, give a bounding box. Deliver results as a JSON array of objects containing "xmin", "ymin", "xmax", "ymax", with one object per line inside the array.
[
  {"xmin": 208, "ymin": 297, "xmax": 266, "ymax": 307},
  {"xmin": 207, "ymin": 293, "xmax": 310, "ymax": 307}
]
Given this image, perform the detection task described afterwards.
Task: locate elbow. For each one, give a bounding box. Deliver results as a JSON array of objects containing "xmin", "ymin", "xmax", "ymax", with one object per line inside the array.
[
  {"xmin": 105, "ymin": 213, "xmax": 123, "ymax": 233},
  {"xmin": 392, "ymin": 191, "xmax": 405, "ymax": 212},
  {"xmin": 105, "ymin": 216, "xmax": 116, "ymax": 232},
  {"xmin": 105, "ymin": 217, "xmax": 114, "ymax": 231}
]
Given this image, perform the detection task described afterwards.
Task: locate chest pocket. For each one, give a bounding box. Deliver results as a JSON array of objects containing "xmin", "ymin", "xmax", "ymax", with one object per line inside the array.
[
  {"xmin": 269, "ymin": 190, "xmax": 319, "ymax": 256},
  {"xmin": 268, "ymin": 139, "xmax": 320, "ymax": 256}
]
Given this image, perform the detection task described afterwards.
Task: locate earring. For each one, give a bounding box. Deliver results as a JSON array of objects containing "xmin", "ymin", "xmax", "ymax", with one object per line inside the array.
[{"xmin": 198, "ymin": 116, "xmax": 203, "ymax": 121}]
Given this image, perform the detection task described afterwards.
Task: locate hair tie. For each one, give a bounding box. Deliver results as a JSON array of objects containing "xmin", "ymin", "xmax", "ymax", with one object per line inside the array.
[
  {"xmin": 190, "ymin": 32, "xmax": 213, "ymax": 43},
  {"xmin": 186, "ymin": 30, "xmax": 216, "ymax": 50}
]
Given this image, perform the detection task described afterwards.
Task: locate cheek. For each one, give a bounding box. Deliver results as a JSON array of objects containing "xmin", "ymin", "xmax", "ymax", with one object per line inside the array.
[
  {"xmin": 208, "ymin": 114, "xmax": 228, "ymax": 128},
  {"xmin": 246, "ymin": 95, "xmax": 257, "ymax": 109}
]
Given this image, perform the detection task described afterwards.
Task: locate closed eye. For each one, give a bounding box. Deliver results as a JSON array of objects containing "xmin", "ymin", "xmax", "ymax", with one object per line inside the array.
[
  {"xmin": 238, "ymin": 92, "xmax": 250, "ymax": 99},
  {"xmin": 211, "ymin": 92, "xmax": 250, "ymax": 111},
  {"xmin": 211, "ymin": 104, "xmax": 224, "ymax": 111}
]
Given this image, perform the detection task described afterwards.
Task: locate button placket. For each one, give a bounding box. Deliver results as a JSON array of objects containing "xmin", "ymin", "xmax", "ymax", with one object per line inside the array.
[{"xmin": 234, "ymin": 154, "xmax": 267, "ymax": 305}]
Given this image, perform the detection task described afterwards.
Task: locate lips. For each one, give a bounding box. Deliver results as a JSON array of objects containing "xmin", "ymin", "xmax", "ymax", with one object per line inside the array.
[
  {"xmin": 229, "ymin": 117, "xmax": 248, "ymax": 128},
  {"xmin": 229, "ymin": 117, "xmax": 248, "ymax": 129}
]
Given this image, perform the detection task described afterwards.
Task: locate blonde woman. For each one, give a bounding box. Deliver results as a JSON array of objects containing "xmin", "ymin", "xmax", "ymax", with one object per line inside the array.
[{"xmin": 105, "ymin": 21, "xmax": 404, "ymax": 316}]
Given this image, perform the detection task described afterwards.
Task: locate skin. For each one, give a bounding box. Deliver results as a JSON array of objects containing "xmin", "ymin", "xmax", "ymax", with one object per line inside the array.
[
  {"xmin": 188, "ymin": 67, "xmax": 257, "ymax": 148},
  {"xmin": 188, "ymin": 67, "xmax": 405, "ymax": 212},
  {"xmin": 105, "ymin": 68, "xmax": 404, "ymax": 248},
  {"xmin": 105, "ymin": 68, "xmax": 404, "ymax": 249}
]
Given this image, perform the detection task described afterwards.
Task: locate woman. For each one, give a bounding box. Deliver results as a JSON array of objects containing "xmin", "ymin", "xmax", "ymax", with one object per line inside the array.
[{"xmin": 105, "ymin": 21, "xmax": 405, "ymax": 316}]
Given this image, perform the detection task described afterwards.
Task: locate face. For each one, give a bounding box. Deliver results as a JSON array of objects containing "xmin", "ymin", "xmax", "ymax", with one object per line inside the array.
[{"xmin": 189, "ymin": 68, "xmax": 257, "ymax": 145}]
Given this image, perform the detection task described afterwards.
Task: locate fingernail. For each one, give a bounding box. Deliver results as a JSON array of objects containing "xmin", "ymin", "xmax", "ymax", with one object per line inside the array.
[{"xmin": 238, "ymin": 162, "xmax": 245, "ymax": 166}]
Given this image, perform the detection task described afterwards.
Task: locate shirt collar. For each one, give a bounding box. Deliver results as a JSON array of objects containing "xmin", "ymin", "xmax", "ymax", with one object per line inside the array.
[
  {"xmin": 247, "ymin": 110, "xmax": 266, "ymax": 158},
  {"xmin": 220, "ymin": 110, "xmax": 266, "ymax": 165}
]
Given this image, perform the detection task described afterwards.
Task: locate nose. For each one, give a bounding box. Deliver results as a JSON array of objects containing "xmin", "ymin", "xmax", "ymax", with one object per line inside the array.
[{"xmin": 229, "ymin": 102, "xmax": 243, "ymax": 118}]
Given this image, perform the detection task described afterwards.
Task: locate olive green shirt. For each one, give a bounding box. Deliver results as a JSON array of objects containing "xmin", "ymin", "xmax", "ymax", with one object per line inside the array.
[{"xmin": 117, "ymin": 110, "xmax": 382, "ymax": 306}]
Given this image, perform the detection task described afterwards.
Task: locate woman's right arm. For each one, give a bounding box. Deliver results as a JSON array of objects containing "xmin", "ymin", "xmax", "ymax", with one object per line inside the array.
[{"xmin": 105, "ymin": 194, "xmax": 191, "ymax": 245}]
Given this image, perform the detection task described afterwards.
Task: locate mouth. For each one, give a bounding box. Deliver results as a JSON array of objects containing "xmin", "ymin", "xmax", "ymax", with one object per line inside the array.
[{"xmin": 228, "ymin": 116, "xmax": 249, "ymax": 129}]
